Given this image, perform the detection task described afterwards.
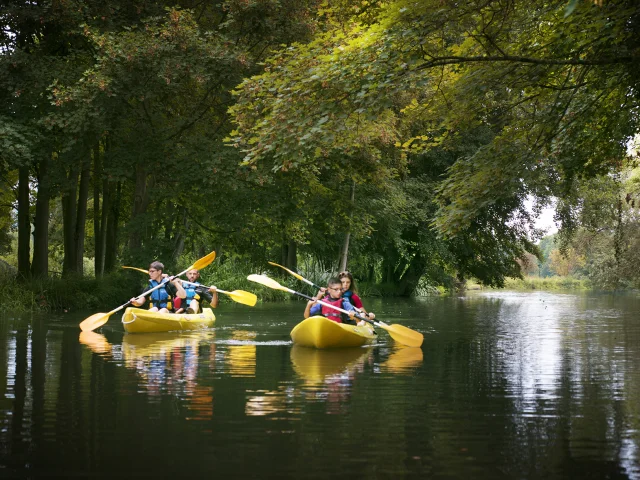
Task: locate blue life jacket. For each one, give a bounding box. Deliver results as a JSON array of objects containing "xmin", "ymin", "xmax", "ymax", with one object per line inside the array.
[
  {"xmin": 184, "ymin": 282, "xmax": 201, "ymax": 303},
  {"xmin": 149, "ymin": 279, "xmax": 171, "ymax": 310}
]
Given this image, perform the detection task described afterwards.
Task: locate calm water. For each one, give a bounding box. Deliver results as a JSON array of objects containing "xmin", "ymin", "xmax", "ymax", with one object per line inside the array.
[{"xmin": 2, "ymin": 291, "xmax": 640, "ymax": 478}]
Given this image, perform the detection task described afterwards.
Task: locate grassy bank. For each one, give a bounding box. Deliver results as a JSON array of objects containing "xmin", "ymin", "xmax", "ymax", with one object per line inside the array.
[
  {"xmin": 0, "ymin": 272, "xmax": 141, "ymax": 313},
  {"xmin": 502, "ymin": 275, "xmax": 590, "ymax": 290}
]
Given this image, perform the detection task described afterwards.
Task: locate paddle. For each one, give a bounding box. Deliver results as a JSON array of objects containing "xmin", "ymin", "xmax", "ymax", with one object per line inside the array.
[
  {"xmin": 247, "ymin": 274, "xmax": 424, "ymax": 348},
  {"xmin": 123, "ymin": 266, "xmax": 257, "ymax": 307},
  {"xmin": 180, "ymin": 280, "xmax": 258, "ymax": 307},
  {"xmin": 268, "ymin": 261, "xmax": 323, "ymax": 290},
  {"xmin": 269, "ymin": 260, "xmax": 373, "ymax": 319},
  {"xmin": 79, "ymin": 251, "xmax": 217, "ymax": 332},
  {"xmin": 122, "ymin": 266, "xmax": 150, "ymax": 274}
]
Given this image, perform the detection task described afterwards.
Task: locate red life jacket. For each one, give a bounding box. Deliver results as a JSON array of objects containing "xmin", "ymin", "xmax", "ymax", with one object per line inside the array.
[{"xmin": 320, "ymin": 296, "xmax": 345, "ymax": 323}]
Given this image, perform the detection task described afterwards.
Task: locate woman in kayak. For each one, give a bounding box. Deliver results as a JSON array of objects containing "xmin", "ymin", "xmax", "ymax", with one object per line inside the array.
[{"xmin": 339, "ymin": 271, "xmax": 375, "ymax": 320}]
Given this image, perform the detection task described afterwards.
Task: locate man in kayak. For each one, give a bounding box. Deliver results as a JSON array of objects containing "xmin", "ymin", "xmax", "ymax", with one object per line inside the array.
[
  {"xmin": 303, "ymin": 277, "xmax": 365, "ymax": 326},
  {"xmin": 129, "ymin": 261, "xmax": 187, "ymax": 313},
  {"xmin": 174, "ymin": 268, "xmax": 219, "ymax": 314}
]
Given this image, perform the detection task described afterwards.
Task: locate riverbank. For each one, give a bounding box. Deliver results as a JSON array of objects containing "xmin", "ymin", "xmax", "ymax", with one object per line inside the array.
[{"xmin": 0, "ymin": 270, "xmax": 595, "ymax": 313}]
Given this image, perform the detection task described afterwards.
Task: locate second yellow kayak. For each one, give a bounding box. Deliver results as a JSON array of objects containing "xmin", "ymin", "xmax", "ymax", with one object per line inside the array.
[{"xmin": 290, "ymin": 315, "xmax": 376, "ymax": 349}]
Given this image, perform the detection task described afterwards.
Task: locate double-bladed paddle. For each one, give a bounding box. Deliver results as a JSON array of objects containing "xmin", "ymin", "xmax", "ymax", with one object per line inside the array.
[
  {"xmin": 247, "ymin": 274, "xmax": 424, "ymax": 348},
  {"xmin": 123, "ymin": 266, "xmax": 257, "ymax": 307},
  {"xmin": 79, "ymin": 251, "xmax": 217, "ymax": 332}
]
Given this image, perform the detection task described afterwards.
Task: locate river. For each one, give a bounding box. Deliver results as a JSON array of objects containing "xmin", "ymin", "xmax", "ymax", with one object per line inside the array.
[{"xmin": 2, "ymin": 290, "xmax": 640, "ymax": 478}]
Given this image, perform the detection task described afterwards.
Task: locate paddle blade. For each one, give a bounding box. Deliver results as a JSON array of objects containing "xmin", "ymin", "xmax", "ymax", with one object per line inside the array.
[
  {"xmin": 122, "ymin": 266, "xmax": 149, "ymax": 274},
  {"xmin": 380, "ymin": 323, "xmax": 424, "ymax": 348},
  {"xmin": 268, "ymin": 261, "xmax": 304, "ymax": 281},
  {"xmin": 79, "ymin": 312, "xmax": 111, "ymax": 332},
  {"xmin": 247, "ymin": 274, "xmax": 289, "ymax": 292},
  {"xmin": 226, "ymin": 290, "xmax": 258, "ymax": 306},
  {"xmin": 191, "ymin": 251, "xmax": 216, "ymax": 270}
]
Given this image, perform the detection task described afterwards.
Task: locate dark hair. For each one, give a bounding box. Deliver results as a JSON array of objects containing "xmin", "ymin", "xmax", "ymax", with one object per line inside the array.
[
  {"xmin": 149, "ymin": 261, "xmax": 164, "ymax": 272},
  {"xmin": 338, "ymin": 271, "xmax": 357, "ymax": 294},
  {"xmin": 327, "ymin": 276, "xmax": 342, "ymax": 287}
]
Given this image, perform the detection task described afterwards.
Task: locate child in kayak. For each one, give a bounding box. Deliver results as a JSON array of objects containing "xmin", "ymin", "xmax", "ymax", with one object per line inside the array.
[
  {"xmin": 304, "ymin": 277, "xmax": 365, "ymax": 326},
  {"xmin": 339, "ymin": 271, "xmax": 375, "ymax": 320}
]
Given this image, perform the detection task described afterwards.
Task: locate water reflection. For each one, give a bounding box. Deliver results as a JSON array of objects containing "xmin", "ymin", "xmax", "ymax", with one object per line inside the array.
[
  {"xmin": 380, "ymin": 346, "xmax": 424, "ymax": 373},
  {"xmin": 225, "ymin": 330, "xmax": 257, "ymax": 377},
  {"xmin": 4, "ymin": 293, "xmax": 640, "ymax": 478},
  {"xmin": 290, "ymin": 346, "xmax": 371, "ymax": 386}
]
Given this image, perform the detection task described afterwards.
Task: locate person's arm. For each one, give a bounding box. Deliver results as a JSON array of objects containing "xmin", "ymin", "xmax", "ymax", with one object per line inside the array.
[
  {"xmin": 169, "ymin": 277, "xmax": 187, "ymax": 299},
  {"xmin": 351, "ymin": 294, "xmax": 364, "ymax": 310},
  {"xmin": 351, "ymin": 293, "xmax": 374, "ymax": 319},
  {"xmin": 130, "ymin": 286, "xmax": 149, "ymax": 307},
  {"xmin": 208, "ymin": 287, "xmax": 218, "ymax": 308},
  {"xmin": 304, "ymin": 287, "xmax": 326, "ymax": 318},
  {"xmin": 342, "ymin": 298, "xmax": 358, "ymax": 322}
]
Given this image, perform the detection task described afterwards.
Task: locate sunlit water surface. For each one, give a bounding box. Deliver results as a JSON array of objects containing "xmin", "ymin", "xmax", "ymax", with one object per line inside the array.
[{"xmin": 2, "ymin": 291, "xmax": 640, "ymax": 478}]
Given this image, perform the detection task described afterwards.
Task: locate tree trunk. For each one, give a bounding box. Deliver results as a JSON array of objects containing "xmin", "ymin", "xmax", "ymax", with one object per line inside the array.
[
  {"xmin": 281, "ymin": 242, "xmax": 288, "ymax": 266},
  {"xmin": 172, "ymin": 207, "xmax": 187, "ymax": 263},
  {"xmin": 62, "ymin": 166, "xmax": 79, "ymax": 276},
  {"xmin": 74, "ymin": 157, "xmax": 91, "ymax": 275},
  {"xmin": 338, "ymin": 182, "xmax": 356, "ymax": 272},
  {"xmin": 104, "ymin": 181, "xmax": 121, "ymax": 272},
  {"xmin": 17, "ymin": 166, "xmax": 31, "ymax": 278},
  {"xmin": 31, "ymin": 155, "xmax": 50, "ymax": 278},
  {"xmin": 287, "ymin": 239, "xmax": 297, "ymax": 271},
  {"xmin": 396, "ymin": 253, "xmax": 427, "ymax": 297},
  {"xmin": 129, "ymin": 165, "xmax": 152, "ymax": 252},
  {"xmin": 93, "ymin": 143, "xmax": 103, "ymax": 276}
]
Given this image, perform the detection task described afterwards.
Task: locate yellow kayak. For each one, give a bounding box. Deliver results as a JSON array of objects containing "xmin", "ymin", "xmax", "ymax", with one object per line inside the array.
[
  {"xmin": 121, "ymin": 307, "xmax": 215, "ymax": 333},
  {"xmin": 290, "ymin": 315, "xmax": 376, "ymax": 349}
]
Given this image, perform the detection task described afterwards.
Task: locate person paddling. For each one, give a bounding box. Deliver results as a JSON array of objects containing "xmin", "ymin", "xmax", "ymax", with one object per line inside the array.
[
  {"xmin": 303, "ymin": 277, "xmax": 365, "ymax": 326},
  {"xmin": 339, "ymin": 271, "xmax": 375, "ymax": 320},
  {"xmin": 175, "ymin": 268, "xmax": 219, "ymax": 314},
  {"xmin": 129, "ymin": 261, "xmax": 186, "ymax": 313}
]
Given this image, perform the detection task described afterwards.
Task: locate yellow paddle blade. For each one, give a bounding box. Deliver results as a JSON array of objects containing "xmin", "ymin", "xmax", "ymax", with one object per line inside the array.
[
  {"xmin": 191, "ymin": 251, "xmax": 216, "ymax": 270},
  {"xmin": 122, "ymin": 266, "xmax": 149, "ymax": 274},
  {"xmin": 268, "ymin": 261, "xmax": 305, "ymax": 281},
  {"xmin": 247, "ymin": 274, "xmax": 290, "ymax": 292},
  {"xmin": 225, "ymin": 290, "xmax": 258, "ymax": 306},
  {"xmin": 379, "ymin": 322, "xmax": 424, "ymax": 348},
  {"xmin": 79, "ymin": 312, "xmax": 112, "ymax": 332}
]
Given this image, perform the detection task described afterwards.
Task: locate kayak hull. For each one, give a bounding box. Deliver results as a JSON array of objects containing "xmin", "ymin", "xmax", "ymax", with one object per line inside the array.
[
  {"xmin": 121, "ymin": 307, "xmax": 215, "ymax": 333},
  {"xmin": 290, "ymin": 315, "xmax": 376, "ymax": 349}
]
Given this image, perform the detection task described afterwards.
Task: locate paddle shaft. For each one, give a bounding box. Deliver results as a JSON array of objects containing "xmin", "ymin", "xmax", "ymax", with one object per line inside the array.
[{"xmin": 291, "ymin": 288, "xmax": 375, "ymax": 326}]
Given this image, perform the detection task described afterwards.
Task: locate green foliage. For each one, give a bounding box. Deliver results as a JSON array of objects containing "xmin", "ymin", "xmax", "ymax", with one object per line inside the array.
[
  {"xmin": 0, "ymin": 271, "xmax": 139, "ymax": 312},
  {"xmin": 504, "ymin": 275, "xmax": 589, "ymax": 291}
]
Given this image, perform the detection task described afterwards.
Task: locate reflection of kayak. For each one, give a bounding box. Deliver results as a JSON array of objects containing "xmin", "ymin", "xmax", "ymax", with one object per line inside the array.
[
  {"xmin": 121, "ymin": 307, "xmax": 215, "ymax": 333},
  {"xmin": 381, "ymin": 346, "xmax": 424, "ymax": 373},
  {"xmin": 290, "ymin": 345, "xmax": 370, "ymax": 382},
  {"xmin": 121, "ymin": 330, "xmax": 214, "ymax": 360},
  {"xmin": 290, "ymin": 315, "xmax": 376, "ymax": 348}
]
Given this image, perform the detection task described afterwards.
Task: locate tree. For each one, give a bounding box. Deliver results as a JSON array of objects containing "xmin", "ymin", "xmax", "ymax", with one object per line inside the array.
[{"xmin": 229, "ymin": 0, "xmax": 639, "ymax": 290}]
